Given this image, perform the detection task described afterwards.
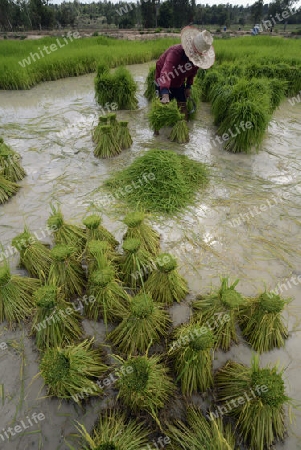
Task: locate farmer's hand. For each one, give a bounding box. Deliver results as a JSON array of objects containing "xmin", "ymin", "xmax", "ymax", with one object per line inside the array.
[
  {"xmin": 161, "ymin": 94, "xmax": 170, "ymax": 104},
  {"xmin": 185, "ymin": 88, "xmax": 192, "ymax": 98}
]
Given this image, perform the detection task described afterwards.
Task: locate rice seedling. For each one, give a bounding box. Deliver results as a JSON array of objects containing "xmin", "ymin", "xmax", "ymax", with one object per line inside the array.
[
  {"xmin": 144, "ymin": 65, "xmax": 156, "ymax": 101},
  {"xmin": 105, "ymin": 149, "xmax": 209, "ymax": 214},
  {"xmin": 169, "ymin": 119, "xmax": 189, "ymax": 143},
  {"xmin": 39, "ymin": 339, "xmax": 107, "ymax": 401},
  {"xmin": 48, "ymin": 245, "xmax": 86, "ymax": 298},
  {"xmin": 86, "ymin": 266, "xmax": 130, "ymax": 324},
  {"xmin": 238, "ymin": 291, "xmax": 290, "ymax": 353},
  {"xmin": 123, "ymin": 211, "xmax": 160, "ymax": 257},
  {"xmin": 201, "ymin": 69, "xmax": 223, "ymax": 102},
  {"xmin": 108, "ymin": 292, "xmax": 171, "ymax": 354},
  {"xmin": 119, "ymin": 238, "xmax": 152, "ymax": 290},
  {"xmin": 144, "ymin": 253, "xmax": 188, "ymax": 305},
  {"xmin": 116, "ymin": 354, "xmax": 175, "ymax": 426},
  {"xmin": 0, "ymin": 138, "xmax": 26, "ymax": 182},
  {"xmin": 0, "ymin": 175, "xmax": 19, "ymax": 204},
  {"xmin": 76, "ymin": 410, "xmax": 149, "ymax": 450},
  {"xmin": 83, "ymin": 214, "xmax": 118, "ymax": 248},
  {"xmin": 12, "ymin": 228, "xmax": 52, "ymax": 281},
  {"xmin": 92, "ymin": 115, "xmax": 109, "ymax": 143},
  {"xmin": 0, "ymin": 262, "xmax": 40, "ymax": 325},
  {"xmin": 168, "ymin": 323, "xmax": 215, "ymax": 395},
  {"xmin": 31, "ymin": 284, "xmax": 82, "ymax": 350},
  {"xmin": 192, "ymin": 278, "xmax": 246, "ymax": 351},
  {"xmin": 148, "ymin": 99, "xmax": 183, "ymax": 133},
  {"xmin": 86, "ymin": 239, "xmax": 117, "ymax": 274},
  {"xmin": 166, "ymin": 405, "xmax": 237, "ymax": 450},
  {"xmin": 268, "ymin": 78, "xmax": 287, "ymax": 111},
  {"xmin": 116, "ymin": 121, "xmax": 133, "ymax": 150},
  {"xmin": 93, "ymin": 125, "xmax": 122, "ymax": 159},
  {"xmin": 214, "ymin": 354, "xmax": 292, "ymax": 450}
]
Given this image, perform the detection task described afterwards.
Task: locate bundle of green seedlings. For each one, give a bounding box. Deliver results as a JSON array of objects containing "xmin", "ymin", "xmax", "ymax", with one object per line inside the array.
[
  {"xmin": 108, "ymin": 292, "xmax": 171, "ymax": 354},
  {"xmin": 144, "ymin": 253, "xmax": 188, "ymax": 305},
  {"xmin": 0, "ymin": 138, "xmax": 26, "ymax": 182},
  {"xmin": 31, "ymin": 284, "xmax": 82, "ymax": 350},
  {"xmin": 169, "ymin": 119, "xmax": 189, "ymax": 143},
  {"xmin": 148, "ymin": 99, "xmax": 183, "ymax": 134},
  {"xmin": 0, "ymin": 175, "xmax": 20, "ymax": 204},
  {"xmin": 95, "ymin": 64, "xmax": 138, "ymax": 109},
  {"xmin": 76, "ymin": 410, "xmax": 149, "ymax": 450},
  {"xmin": 116, "ymin": 354, "xmax": 175, "ymax": 427},
  {"xmin": 12, "ymin": 228, "xmax": 52, "ymax": 281},
  {"xmin": 86, "ymin": 266, "xmax": 130, "ymax": 324},
  {"xmin": 168, "ymin": 323, "xmax": 215, "ymax": 395},
  {"xmin": 93, "ymin": 125, "xmax": 122, "ymax": 159},
  {"xmin": 48, "ymin": 245, "xmax": 86, "ymax": 298},
  {"xmin": 144, "ymin": 65, "xmax": 156, "ymax": 101},
  {"xmin": 82, "ymin": 214, "xmax": 118, "ymax": 248},
  {"xmin": 119, "ymin": 238, "xmax": 152, "ymax": 290},
  {"xmin": 47, "ymin": 204, "xmax": 86, "ymax": 254},
  {"xmin": 192, "ymin": 278, "xmax": 246, "ymax": 351},
  {"xmin": 105, "ymin": 149, "xmax": 209, "ymax": 214},
  {"xmin": 166, "ymin": 405, "xmax": 236, "ymax": 450},
  {"xmin": 214, "ymin": 354, "xmax": 292, "ymax": 450},
  {"xmin": 39, "ymin": 339, "xmax": 107, "ymax": 401},
  {"xmin": 123, "ymin": 211, "xmax": 160, "ymax": 256},
  {"xmin": 0, "ymin": 262, "xmax": 40, "ymax": 325},
  {"xmin": 86, "ymin": 239, "xmax": 117, "ymax": 274},
  {"xmin": 116, "ymin": 121, "xmax": 133, "ymax": 150},
  {"xmin": 92, "ymin": 115, "xmax": 109, "ymax": 143},
  {"xmin": 238, "ymin": 291, "xmax": 290, "ymax": 353}
]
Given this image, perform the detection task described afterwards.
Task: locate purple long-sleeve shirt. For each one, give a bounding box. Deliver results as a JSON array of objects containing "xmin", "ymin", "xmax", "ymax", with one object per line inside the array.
[{"xmin": 155, "ymin": 44, "xmax": 199, "ymax": 91}]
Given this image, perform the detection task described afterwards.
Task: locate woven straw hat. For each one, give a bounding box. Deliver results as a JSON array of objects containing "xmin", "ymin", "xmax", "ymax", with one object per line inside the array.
[{"xmin": 181, "ymin": 26, "xmax": 215, "ymax": 69}]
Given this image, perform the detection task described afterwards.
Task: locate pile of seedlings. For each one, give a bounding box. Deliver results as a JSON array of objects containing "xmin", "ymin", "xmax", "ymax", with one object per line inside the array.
[
  {"xmin": 149, "ymin": 99, "xmax": 190, "ymax": 143},
  {"xmin": 0, "ymin": 138, "xmax": 25, "ymax": 204}
]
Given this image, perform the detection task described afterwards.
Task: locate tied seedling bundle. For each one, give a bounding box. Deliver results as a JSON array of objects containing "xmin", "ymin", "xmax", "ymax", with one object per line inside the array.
[
  {"xmin": 0, "ymin": 175, "xmax": 19, "ymax": 204},
  {"xmin": 117, "ymin": 121, "xmax": 133, "ymax": 150},
  {"xmin": 92, "ymin": 115, "xmax": 109, "ymax": 143},
  {"xmin": 12, "ymin": 228, "xmax": 52, "ymax": 281},
  {"xmin": 0, "ymin": 263, "xmax": 40, "ymax": 325},
  {"xmin": 238, "ymin": 291, "xmax": 290, "ymax": 353},
  {"xmin": 76, "ymin": 410, "xmax": 149, "ymax": 450},
  {"xmin": 192, "ymin": 278, "xmax": 246, "ymax": 351},
  {"xmin": 0, "ymin": 138, "xmax": 26, "ymax": 182},
  {"xmin": 169, "ymin": 119, "xmax": 189, "ymax": 144},
  {"xmin": 39, "ymin": 339, "xmax": 107, "ymax": 401},
  {"xmin": 83, "ymin": 214, "xmax": 118, "ymax": 248},
  {"xmin": 149, "ymin": 99, "xmax": 183, "ymax": 133},
  {"xmin": 119, "ymin": 238, "xmax": 152, "ymax": 290},
  {"xmin": 144, "ymin": 253, "xmax": 188, "ymax": 305},
  {"xmin": 48, "ymin": 245, "xmax": 86, "ymax": 298},
  {"xmin": 105, "ymin": 149, "xmax": 209, "ymax": 214},
  {"xmin": 144, "ymin": 65, "xmax": 156, "ymax": 101},
  {"xmin": 93, "ymin": 125, "xmax": 121, "ymax": 159},
  {"xmin": 31, "ymin": 285, "xmax": 82, "ymax": 350},
  {"xmin": 86, "ymin": 240, "xmax": 117, "ymax": 274},
  {"xmin": 215, "ymin": 355, "xmax": 292, "ymax": 450},
  {"xmin": 86, "ymin": 266, "xmax": 130, "ymax": 324},
  {"xmin": 168, "ymin": 323, "xmax": 215, "ymax": 395},
  {"xmin": 123, "ymin": 211, "xmax": 160, "ymax": 257},
  {"xmin": 108, "ymin": 293, "xmax": 171, "ymax": 354}
]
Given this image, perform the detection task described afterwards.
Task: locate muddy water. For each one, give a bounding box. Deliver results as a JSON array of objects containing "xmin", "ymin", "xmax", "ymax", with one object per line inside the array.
[{"xmin": 0, "ymin": 63, "xmax": 301, "ymax": 449}]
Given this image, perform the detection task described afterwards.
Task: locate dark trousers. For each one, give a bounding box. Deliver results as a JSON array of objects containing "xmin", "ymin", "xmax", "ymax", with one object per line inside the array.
[{"xmin": 155, "ymin": 84, "xmax": 187, "ymax": 102}]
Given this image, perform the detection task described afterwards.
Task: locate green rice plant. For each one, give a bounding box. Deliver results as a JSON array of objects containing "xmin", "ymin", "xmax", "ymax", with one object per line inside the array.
[
  {"xmin": 238, "ymin": 291, "xmax": 290, "ymax": 353},
  {"xmin": 12, "ymin": 228, "xmax": 52, "ymax": 281},
  {"xmin": 0, "ymin": 138, "xmax": 26, "ymax": 182},
  {"xmin": 119, "ymin": 238, "xmax": 152, "ymax": 290},
  {"xmin": 86, "ymin": 240, "xmax": 117, "ymax": 274},
  {"xmin": 210, "ymin": 83, "xmax": 235, "ymax": 125},
  {"xmin": 148, "ymin": 99, "xmax": 183, "ymax": 132},
  {"xmin": 144, "ymin": 253, "xmax": 188, "ymax": 305},
  {"xmin": 31, "ymin": 284, "xmax": 82, "ymax": 350},
  {"xmin": 116, "ymin": 354, "xmax": 175, "ymax": 426},
  {"xmin": 105, "ymin": 149, "xmax": 209, "ymax": 214},
  {"xmin": 93, "ymin": 125, "xmax": 122, "ymax": 159},
  {"xmin": 144, "ymin": 65, "xmax": 156, "ymax": 101},
  {"xmin": 83, "ymin": 214, "xmax": 118, "ymax": 248},
  {"xmin": 116, "ymin": 121, "xmax": 133, "ymax": 150},
  {"xmin": 201, "ymin": 69, "xmax": 223, "ymax": 102},
  {"xmin": 48, "ymin": 245, "xmax": 86, "ymax": 298},
  {"xmin": 76, "ymin": 410, "xmax": 149, "ymax": 450},
  {"xmin": 39, "ymin": 339, "xmax": 107, "ymax": 401},
  {"xmin": 169, "ymin": 119, "xmax": 189, "ymax": 143},
  {"xmin": 192, "ymin": 278, "xmax": 246, "ymax": 351},
  {"xmin": 166, "ymin": 405, "xmax": 237, "ymax": 450},
  {"xmin": 168, "ymin": 323, "xmax": 215, "ymax": 395},
  {"xmin": 86, "ymin": 266, "xmax": 130, "ymax": 324},
  {"xmin": 92, "ymin": 115, "xmax": 109, "ymax": 143},
  {"xmin": 214, "ymin": 354, "xmax": 292, "ymax": 450},
  {"xmin": 0, "ymin": 262, "xmax": 40, "ymax": 325},
  {"xmin": 108, "ymin": 292, "xmax": 171, "ymax": 354},
  {"xmin": 47, "ymin": 204, "xmax": 86, "ymax": 253},
  {"xmin": 123, "ymin": 211, "xmax": 160, "ymax": 257},
  {"xmin": 268, "ymin": 78, "xmax": 287, "ymax": 111},
  {"xmin": 0, "ymin": 175, "xmax": 19, "ymax": 204}
]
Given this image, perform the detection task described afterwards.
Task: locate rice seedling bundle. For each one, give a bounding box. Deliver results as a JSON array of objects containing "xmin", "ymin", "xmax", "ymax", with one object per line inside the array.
[
  {"xmin": 48, "ymin": 245, "xmax": 86, "ymax": 298},
  {"xmin": 0, "ymin": 175, "xmax": 20, "ymax": 204},
  {"xmin": 210, "ymin": 83, "xmax": 235, "ymax": 126},
  {"xmin": 93, "ymin": 125, "xmax": 122, "ymax": 159},
  {"xmin": 86, "ymin": 267, "xmax": 129, "ymax": 324},
  {"xmin": 83, "ymin": 214, "xmax": 118, "ymax": 248},
  {"xmin": 192, "ymin": 278, "xmax": 246, "ymax": 351},
  {"xmin": 86, "ymin": 239, "xmax": 117, "ymax": 274},
  {"xmin": 123, "ymin": 211, "xmax": 160, "ymax": 257},
  {"xmin": 148, "ymin": 99, "xmax": 183, "ymax": 132},
  {"xmin": 238, "ymin": 291, "xmax": 289, "ymax": 353},
  {"xmin": 169, "ymin": 323, "xmax": 215, "ymax": 395},
  {"xmin": 0, "ymin": 263, "xmax": 40, "ymax": 325},
  {"xmin": 39, "ymin": 339, "xmax": 107, "ymax": 401},
  {"xmin": 116, "ymin": 121, "xmax": 133, "ymax": 150},
  {"xmin": 169, "ymin": 119, "xmax": 189, "ymax": 143},
  {"xmin": 119, "ymin": 238, "xmax": 152, "ymax": 289},
  {"xmin": 116, "ymin": 354, "xmax": 175, "ymax": 425},
  {"xmin": 12, "ymin": 228, "xmax": 52, "ymax": 281},
  {"xmin": 76, "ymin": 410, "xmax": 149, "ymax": 450},
  {"xmin": 105, "ymin": 149, "xmax": 209, "ymax": 214},
  {"xmin": 0, "ymin": 138, "xmax": 26, "ymax": 182},
  {"xmin": 31, "ymin": 284, "xmax": 82, "ymax": 350},
  {"xmin": 144, "ymin": 253, "xmax": 188, "ymax": 305},
  {"xmin": 108, "ymin": 292, "xmax": 170, "ymax": 354},
  {"xmin": 144, "ymin": 65, "xmax": 156, "ymax": 101},
  {"xmin": 92, "ymin": 116, "xmax": 109, "ymax": 143},
  {"xmin": 201, "ymin": 69, "xmax": 223, "ymax": 102},
  {"xmin": 268, "ymin": 78, "xmax": 287, "ymax": 111},
  {"xmin": 214, "ymin": 355, "xmax": 291, "ymax": 450}
]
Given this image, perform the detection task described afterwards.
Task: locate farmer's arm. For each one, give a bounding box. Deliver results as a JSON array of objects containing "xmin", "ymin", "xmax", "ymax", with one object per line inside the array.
[
  {"xmin": 185, "ymin": 66, "xmax": 199, "ymax": 96},
  {"xmin": 156, "ymin": 48, "xmax": 182, "ymax": 94}
]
